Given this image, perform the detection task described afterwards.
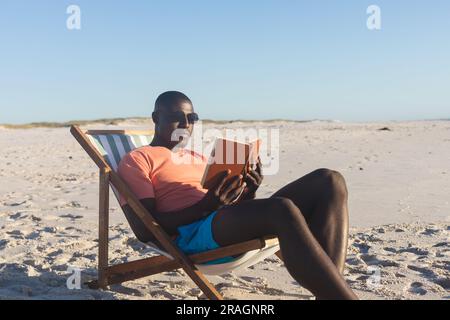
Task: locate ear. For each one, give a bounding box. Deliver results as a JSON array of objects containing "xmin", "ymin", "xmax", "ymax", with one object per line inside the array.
[{"xmin": 151, "ymin": 111, "xmax": 158, "ymax": 124}]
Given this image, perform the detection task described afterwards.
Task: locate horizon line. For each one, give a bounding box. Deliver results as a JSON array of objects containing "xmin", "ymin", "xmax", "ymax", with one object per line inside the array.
[{"xmin": 1, "ymin": 116, "xmax": 449, "ymax": 129}]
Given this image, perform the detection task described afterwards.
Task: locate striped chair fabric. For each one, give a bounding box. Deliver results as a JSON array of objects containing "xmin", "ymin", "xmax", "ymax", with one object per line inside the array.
[{"xmin": 87, "ymin": 133, "xmax": 154, "ymax": 172}]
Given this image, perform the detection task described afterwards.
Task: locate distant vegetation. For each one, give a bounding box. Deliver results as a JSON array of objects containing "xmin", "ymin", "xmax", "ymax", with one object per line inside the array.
[
  {"xmin": 0, "ymin": 117, "xmax": 142, "ymax": 129},
  {"xmin": 0, "ymin": 117, "xmax": 311, "ymax": 129}
]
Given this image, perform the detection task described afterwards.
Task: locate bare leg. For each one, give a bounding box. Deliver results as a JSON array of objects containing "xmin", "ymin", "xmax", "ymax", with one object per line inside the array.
[
  {"xmin": 270, "ymin": 169, "xmax": 349, "ymax": 273},
  {"xmin": 212, "ymin": 197, "xmax": 358, "ymax": 300}
]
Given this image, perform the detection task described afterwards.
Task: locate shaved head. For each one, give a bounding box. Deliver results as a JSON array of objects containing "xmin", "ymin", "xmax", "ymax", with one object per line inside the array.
[{"xmin": 154, "ymin": 91, "xmax": 192, "ymax": 112}]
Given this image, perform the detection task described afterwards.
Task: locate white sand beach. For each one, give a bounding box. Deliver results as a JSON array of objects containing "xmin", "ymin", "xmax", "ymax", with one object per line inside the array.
[{"xmin": 0, "ymin": 120, "xmax": 449, "ymax": 300}]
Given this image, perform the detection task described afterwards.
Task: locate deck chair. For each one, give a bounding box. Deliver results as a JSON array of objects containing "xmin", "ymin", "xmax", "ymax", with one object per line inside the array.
[{"xmin": 70, "ymin": 125, "xmax": 280, "ymax": 300}]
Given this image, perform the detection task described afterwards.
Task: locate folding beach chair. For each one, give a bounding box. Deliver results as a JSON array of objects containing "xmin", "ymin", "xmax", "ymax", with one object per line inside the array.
[{"xmin": 70, "ymin": 125, "xmax": 280, "ymax": 300}]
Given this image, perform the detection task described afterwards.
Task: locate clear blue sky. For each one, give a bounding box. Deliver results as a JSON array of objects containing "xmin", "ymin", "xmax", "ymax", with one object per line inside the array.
[{"xmin": 1, "ymin": 1, "xmax": 449, "ymax": 124}]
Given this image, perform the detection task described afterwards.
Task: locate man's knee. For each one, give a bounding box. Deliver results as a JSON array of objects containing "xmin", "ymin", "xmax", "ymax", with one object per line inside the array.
[
  {"xmin": 269, "ymin": 197, "xmax": 304, "ymax": 224},
  {"xmin": 312, "ymin": 168, "xmax": 348, "ymax": 198}
]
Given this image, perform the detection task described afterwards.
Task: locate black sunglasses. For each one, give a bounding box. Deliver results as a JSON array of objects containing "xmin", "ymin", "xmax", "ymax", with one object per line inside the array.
[{"xmin": 161, "ymin": 111, "xmax": 199, "ymax": 124}]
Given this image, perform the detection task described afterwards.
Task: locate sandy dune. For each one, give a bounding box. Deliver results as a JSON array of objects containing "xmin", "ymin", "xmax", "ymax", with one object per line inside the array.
[{"xmin": 0, "ymin": 120, "xmax": 449, "ymax": 299}]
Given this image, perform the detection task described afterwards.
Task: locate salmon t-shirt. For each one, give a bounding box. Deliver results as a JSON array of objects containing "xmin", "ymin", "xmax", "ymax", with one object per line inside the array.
[{"xmin": 117, "ymin": 146, "xmax": 209, "ymax": 213}]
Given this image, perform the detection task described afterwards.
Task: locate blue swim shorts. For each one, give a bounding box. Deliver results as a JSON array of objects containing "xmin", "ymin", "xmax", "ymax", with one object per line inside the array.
[{"xmin": 175, "ymin": 211, "xmax": 236, "ymax": 265}]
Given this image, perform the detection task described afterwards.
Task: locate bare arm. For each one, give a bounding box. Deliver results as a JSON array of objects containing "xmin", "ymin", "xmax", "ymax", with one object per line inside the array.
[
  {"xmin": 121, "ymin": 198, "xmax": 209, "ymax": 241},
  {"xmin": 121, "ymin": 171, "xmax": 246, "ymax": 241}
]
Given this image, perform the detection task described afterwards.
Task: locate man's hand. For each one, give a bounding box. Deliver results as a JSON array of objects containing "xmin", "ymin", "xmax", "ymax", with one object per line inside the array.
[
  {"xmin": 241, "ymin": 158, "xmax": 263, "ymax": 200},
  {"xmin": 199, "ymin": 170, "xmax": 247, "ymax": 212}
]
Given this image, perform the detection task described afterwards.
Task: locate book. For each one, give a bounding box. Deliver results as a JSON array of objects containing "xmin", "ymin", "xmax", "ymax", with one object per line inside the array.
[{"xmin": 201, "ymin": 138, "xmax": 261, "ymax": 189}]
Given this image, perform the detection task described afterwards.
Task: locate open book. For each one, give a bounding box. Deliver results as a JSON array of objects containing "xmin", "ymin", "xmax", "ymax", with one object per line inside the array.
[{"xmin": 201, "ymin": 138, "xmax": 261, "ymax": 189}]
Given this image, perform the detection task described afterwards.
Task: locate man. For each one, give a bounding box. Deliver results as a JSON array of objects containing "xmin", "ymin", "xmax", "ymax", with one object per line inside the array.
[{"xmin": 118, "ymin": 91, "xmax": 358, "ymax": 300}]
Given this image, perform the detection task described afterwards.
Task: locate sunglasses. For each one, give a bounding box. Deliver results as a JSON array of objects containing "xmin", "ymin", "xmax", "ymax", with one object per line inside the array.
[{"xmin": 161, "ymin": 111, "xmax": 200, "ymax": 124}]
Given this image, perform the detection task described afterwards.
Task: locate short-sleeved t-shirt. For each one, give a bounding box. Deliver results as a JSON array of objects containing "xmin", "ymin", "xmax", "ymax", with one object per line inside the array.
[{"xmin": 117, "ymin": 146, "xmax": 209, "ymax": 213}]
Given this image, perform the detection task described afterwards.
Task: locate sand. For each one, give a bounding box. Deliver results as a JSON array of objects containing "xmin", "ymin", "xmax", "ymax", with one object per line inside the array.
[{"xmin": 0, "ymin": 120, "xmax": 449, "ymax": 300}]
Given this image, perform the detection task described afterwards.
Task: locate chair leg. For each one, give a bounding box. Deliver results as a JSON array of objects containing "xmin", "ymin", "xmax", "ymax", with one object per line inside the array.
[
  {"xmin": 275, "ymin": 250, "xmax": 284, "ymax": 262},
  {"xmin": 98, "ymin": 168, "xmax": 110, "ymax": 289},
  {"xmin": 182, "ymin": 268, "xmax": 224, "ymax": 300}
]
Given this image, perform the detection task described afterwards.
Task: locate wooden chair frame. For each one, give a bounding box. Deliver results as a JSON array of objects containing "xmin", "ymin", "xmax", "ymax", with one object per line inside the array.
[{"xmin": 70, "ymin": 125, "xmax": 279, "ymax": 300}]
